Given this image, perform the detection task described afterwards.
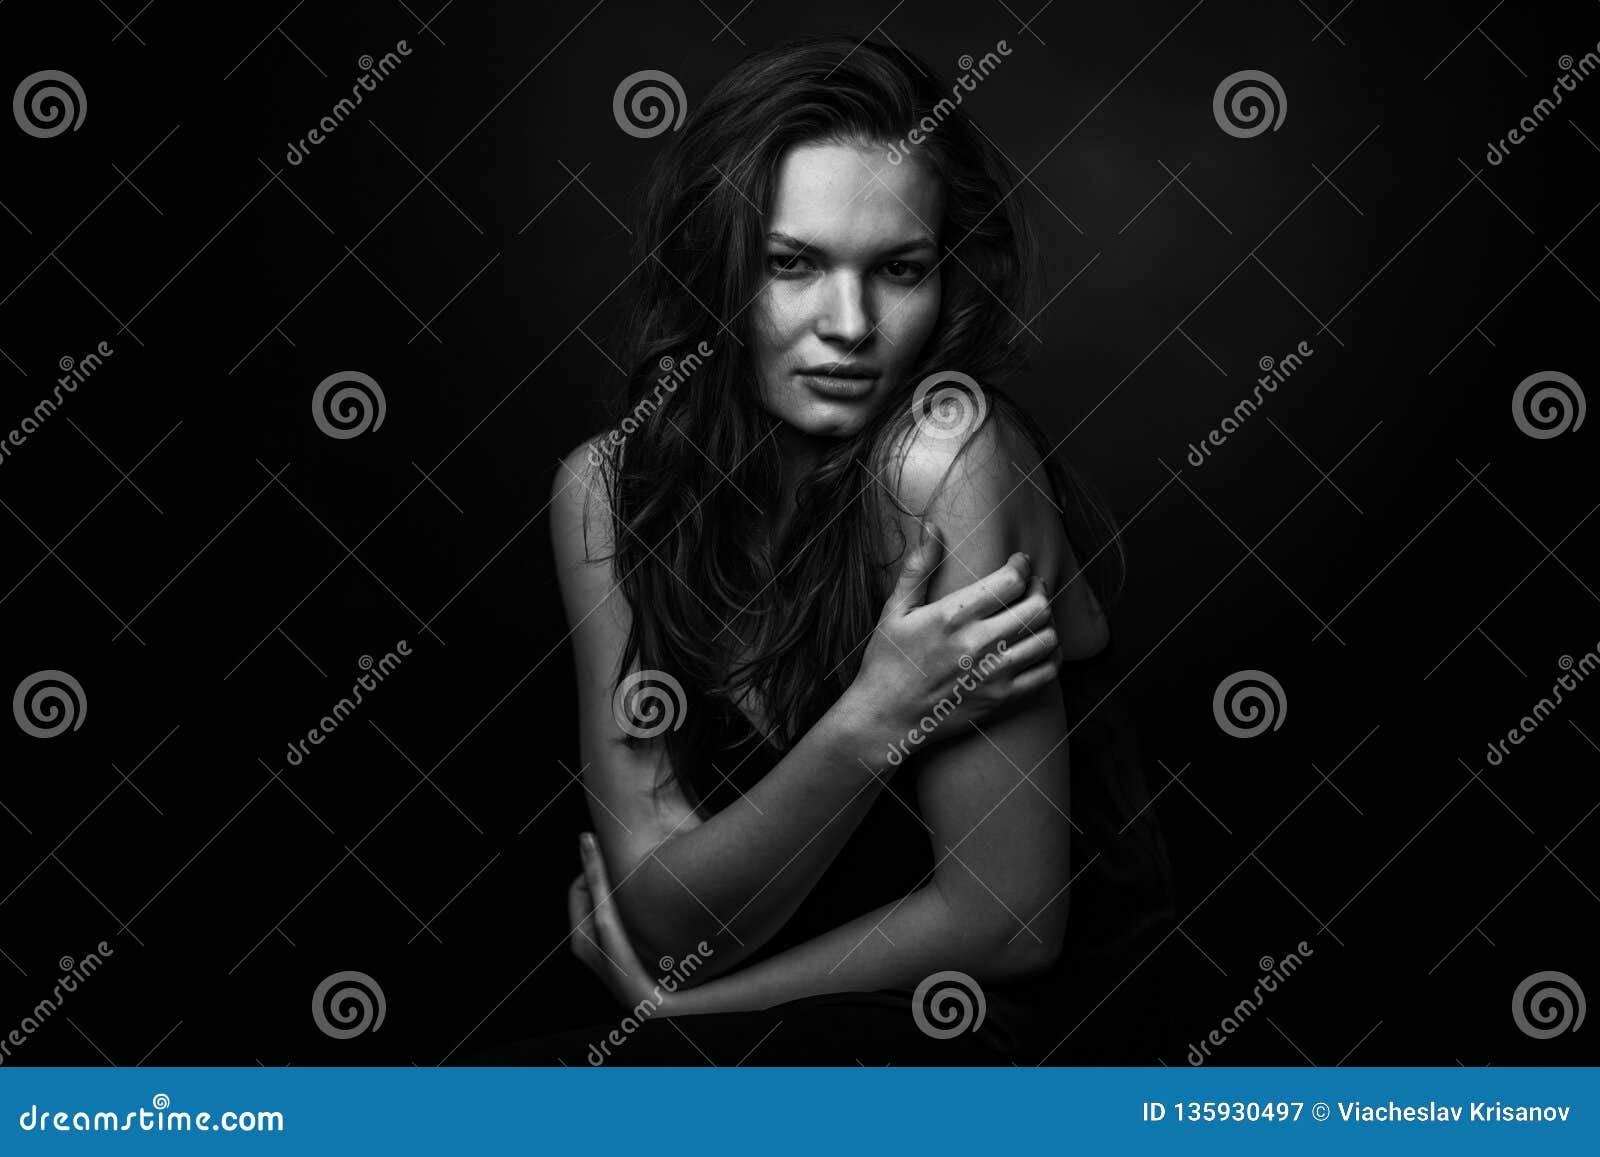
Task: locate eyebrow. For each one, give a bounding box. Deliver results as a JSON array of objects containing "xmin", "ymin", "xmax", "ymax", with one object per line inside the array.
[{"xmin": 765, "ymin": 230, "xmax": 937, "ymax": 258}]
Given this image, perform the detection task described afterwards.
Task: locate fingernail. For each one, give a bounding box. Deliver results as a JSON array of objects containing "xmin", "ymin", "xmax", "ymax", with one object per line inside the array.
[{"xmin": 580, "ymin": 833, "xmax": 593, "ymax": 856}]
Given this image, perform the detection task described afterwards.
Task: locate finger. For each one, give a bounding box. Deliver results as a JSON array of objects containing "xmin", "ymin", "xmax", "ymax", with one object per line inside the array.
[
  {"xmin": 579, "ymin": 832, "xmax": 613, "ymax": 901},
  {"xmin": 971, "ymin": 576, "xmax": 1052, "ymax": 643},
  {"xmin": 566, "ymin": 872, "xmax": 591, "ymax": 932},
  {"xmin": 580, "ymin": 833, "xmax": 632, "ymax": 962},
  {"xmin": 568, "ymin": 876, "xmax": 599, "ymax": 964},
  {"xmin": 993, "ymin": 625, "xmax": 1058, "ymax": 670},
  {"xmin": 933, "ymin": 552, "xmax": 1032, "ymax": 625},
  {"xmin": 884, "ymin": 519, "xmax": 947, "ymax": 616},
  {"xmin": 1007, "ymin": 655, "xmax": 1063, "ymax": 697}
]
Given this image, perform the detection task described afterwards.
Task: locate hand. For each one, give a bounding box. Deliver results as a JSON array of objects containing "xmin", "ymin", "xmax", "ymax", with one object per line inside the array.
[
  {"xmin": 849, "ymin": 519, "xmax": 1061, "ymax": 741},
  {"xmin": 568, "ymin": 831, "xmax": 681, "ymax": 1016}
]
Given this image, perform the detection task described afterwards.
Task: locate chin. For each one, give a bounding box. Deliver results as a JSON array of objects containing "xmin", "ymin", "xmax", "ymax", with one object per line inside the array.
[
  {"xmin": 772, "ymin": 387, "xmax": 893, "ymax": 438},
  {"xmin": 787, "ymin": 401, "xmax": 880, "ymax": 439}
]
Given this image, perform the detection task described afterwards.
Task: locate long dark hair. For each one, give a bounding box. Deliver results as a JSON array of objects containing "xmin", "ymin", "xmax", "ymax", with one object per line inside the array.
[{"xmin": 590, "ymin": 34, "xmax": 1126, "ymax": 812}]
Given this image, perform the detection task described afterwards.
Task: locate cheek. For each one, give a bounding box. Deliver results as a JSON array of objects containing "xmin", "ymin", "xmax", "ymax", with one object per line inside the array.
[
  {"xmin": 752, "ymin": 289, "xmax": 805, "ymax": 413},
  {"xmin": 754, "ymin": 284, "xmax": 809, "ymax": 352},
  {"xmin": 878, "ymin": 279, "xmax": 941, "ymax": 365}
]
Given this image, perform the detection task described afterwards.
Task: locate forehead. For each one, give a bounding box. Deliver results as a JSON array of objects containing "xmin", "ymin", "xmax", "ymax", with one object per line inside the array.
[{"xmin": 767, "ymin": 141, "xmax": 941, "ymax": 251}]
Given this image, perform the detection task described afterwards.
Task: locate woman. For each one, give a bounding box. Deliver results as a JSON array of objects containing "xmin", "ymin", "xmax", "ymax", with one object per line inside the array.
[{"xmin": 486, "ymin": 34, "xmax": 1176, "ymax": 1064}]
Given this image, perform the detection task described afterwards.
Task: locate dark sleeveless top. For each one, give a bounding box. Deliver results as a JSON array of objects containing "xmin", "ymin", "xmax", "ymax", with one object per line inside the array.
[{"xmin": 691, "ymin": 637, "xmax": 1179, "ymax": 1058}]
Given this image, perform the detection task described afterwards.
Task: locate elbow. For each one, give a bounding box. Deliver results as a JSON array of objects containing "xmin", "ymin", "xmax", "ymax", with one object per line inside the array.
[
  {"xmin": 967, "ymin": 902, "xmax": 1066, "ymax": 981},
  {"xmin": 618, "ymin": 922, "xmax": 722, "ymax": 991},
  {"xmin": 608, "ymin": 888, "xmax": 726, "ymax": 989},
  {"xmin": 933, "ymin": 882, "xmax": 1068, "ymax": 982},
  {"xmin": 612, "ymin": 905, "xmax": 711, "ymax": 987},
  {"xmin": 987, "ymin": 924, "xmax": 1065, "ymax": 982},
  {"xmin": 606, "ymin": 878, "xmax": 686, "ymax": 975},
  {"xmin": 653, "ymin": 935, "xmax": 722, "ymax": 989}
]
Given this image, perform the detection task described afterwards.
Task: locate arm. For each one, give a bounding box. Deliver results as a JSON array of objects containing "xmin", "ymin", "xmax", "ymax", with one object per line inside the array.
[
  {"xmin": 659, "ymin": 880, "xmax": 1047, "ymax": 1017},
  {"xmin": 891, "ymin": 413, "xmax": 1106, "ymax": 978},
  {"xmin": 569, "ymin": 419, "xmax": 1106, "ymax": 1013},
  {"xmin": 550, "ymin": 439, "xmax": 1031, "ymax": 982}
]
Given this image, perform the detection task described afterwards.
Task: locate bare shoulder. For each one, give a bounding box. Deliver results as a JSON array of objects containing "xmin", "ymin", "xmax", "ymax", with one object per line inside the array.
[
  {"xmin": 882, "ymin": 404, "xmax": 1027, "ymax": 530},
  {"xmin": 549, "ymin": 435, "xmax": 625, "ymax": 634},
  {"xmin": 880, "ymin": 407, "xmax": 1110, "ymax": 659},
  {"xmin": 550, "ymin": 435, "xmax": 612, "ymax": 564}
]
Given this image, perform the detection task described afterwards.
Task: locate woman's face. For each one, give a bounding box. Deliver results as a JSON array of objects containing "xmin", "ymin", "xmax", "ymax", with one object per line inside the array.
[{"xmin": 751, "ymin": 140, "xmax": 943, "ymax": 439}]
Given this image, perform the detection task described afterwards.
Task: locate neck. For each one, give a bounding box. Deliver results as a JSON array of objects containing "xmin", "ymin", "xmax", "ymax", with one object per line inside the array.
[
  {"xmin": 768, "ymin": 420, "xmax": 831, "ymax": 544},
  {"xmin": 775, "ymin": 420, "xmax": 827, "ymax": 495}
]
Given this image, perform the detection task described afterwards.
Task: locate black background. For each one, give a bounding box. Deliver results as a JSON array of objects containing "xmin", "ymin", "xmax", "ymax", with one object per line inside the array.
[{"xmin": 0, "ymin": 0, "xmax": 1595, "ymax": 1065}]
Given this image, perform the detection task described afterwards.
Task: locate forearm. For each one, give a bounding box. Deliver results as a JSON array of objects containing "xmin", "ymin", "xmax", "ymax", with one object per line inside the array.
[
  {"xmin": 659, "ymin": 880, "xmax": 1051, "ymax": 1017},
  {"xmin": 610, "ymin": 690, "xmax": 908, "ymax": 978}
]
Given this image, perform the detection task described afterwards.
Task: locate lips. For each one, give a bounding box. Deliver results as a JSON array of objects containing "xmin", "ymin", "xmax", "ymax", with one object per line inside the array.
[
  {"xmin": 795, "ymin": 363, "xmax": 879, "ymax": 379},
  {"xmin": 797, "ymin": 371, "xmax": 877, "ymax": 399}
]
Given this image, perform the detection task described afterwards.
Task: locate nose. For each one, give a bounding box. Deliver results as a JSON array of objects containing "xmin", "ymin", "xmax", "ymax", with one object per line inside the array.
[{"xmin": 815, "ymin": 271, "xmax": 873, "ymax": 348}]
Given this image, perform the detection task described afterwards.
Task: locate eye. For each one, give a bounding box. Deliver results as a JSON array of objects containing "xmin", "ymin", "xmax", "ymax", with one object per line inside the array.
[
  {"xmin": 880, "ymin": 259, "xmax": 925, "ymax": 282},
  {"xmin": 766, "ymin": 252, "xmax": 815, "ymax": 277}
]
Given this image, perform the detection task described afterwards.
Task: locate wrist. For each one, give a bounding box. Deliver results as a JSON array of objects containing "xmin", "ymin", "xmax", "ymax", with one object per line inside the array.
[
  {"xmin": 652, "ymin": 982, "xmax": 689, "ymax": 1018},
  {"xmin": 825, "ymin": 686, "xmax": 911, "ymax": 777}
]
